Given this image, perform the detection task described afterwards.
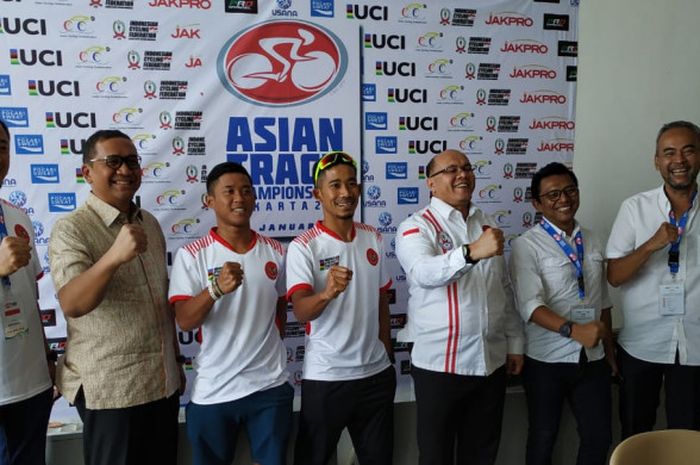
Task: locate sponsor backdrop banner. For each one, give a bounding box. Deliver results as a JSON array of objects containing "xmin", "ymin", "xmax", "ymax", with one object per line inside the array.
[{"xmin": 0, "ymin": 0, "xmax": 577, "ymax": 421}]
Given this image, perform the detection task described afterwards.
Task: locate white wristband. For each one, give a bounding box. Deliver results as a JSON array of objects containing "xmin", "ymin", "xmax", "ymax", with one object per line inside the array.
[{"xmin": 207, "ymin": 282, "xmax": 221, "ymax": 301}]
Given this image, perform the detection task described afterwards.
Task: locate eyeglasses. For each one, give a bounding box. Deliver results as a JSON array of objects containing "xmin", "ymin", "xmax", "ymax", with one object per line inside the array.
[
  {"xmin": 539, "ymin": 185, "xmax": 579, "ymax": 202},
  {"xmin": 90, "ymin": 154, "xmax": 142, "ymax": 170},
  {"xmin": 313, "ymin": 151, "xmax": 357, "ymax": 184},
  {"xmin": 428, "ymin": 164, "xmax": 474, "ymax": 178}
]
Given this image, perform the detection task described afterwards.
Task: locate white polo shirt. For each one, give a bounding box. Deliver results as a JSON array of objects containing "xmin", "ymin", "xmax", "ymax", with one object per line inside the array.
[
  {"xmin": 286, "ymin": 221, "xmax": 391, "ymax": 381},
  {"xmin": 510, "ymin": 221, "xmax": 611, "ymax": 363},
  {"xmin": 169, "ymin": 228, "xmax": 288, "ymax": 404},
  {"xmin": 606, "ymin": 186, "xmax": 700, "ymax": 365},
  {"xmin": 395, "ymin": 197, "xmax": 524, "ymax": 377},
  {"xmin": 0, "ymin": 199, "xmax": 51, "ymax": 405}
]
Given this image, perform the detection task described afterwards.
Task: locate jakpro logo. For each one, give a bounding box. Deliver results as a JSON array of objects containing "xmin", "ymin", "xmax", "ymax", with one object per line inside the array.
[
  {"xmin": 509, "ymin": 65, "xmax": 557, "ymax": 79},
  {"xmin": 520, "ymin": 90, "xmax": 566, "ymax": 104},
  {"xmin": 1, "ymin": 17, "xmax": 47, "ymax": 35},
  {"xmin": 500, "ymin": 39, "xmax": 548, "ymax": 54},
  {"xmin": 171, "ymin": 24, "xmax": 201, "ymax": 39},
  {"xmin": 148, "ymin": 0, "xmax": 211, "ymax": 9},
  {"xmin": 485, "ymin": 12, "xmax": 533, "ymax": 26},
  {"xmin": 529, "ymin": 116, "xmax": 575, "ymax": 130},
  {"xmin": 218, "ymin": 20, "xmax": 347, "ymax": 107},
  {"xmin": 537, "ymin": 138, "xmax": 575, "ymax": 152}
]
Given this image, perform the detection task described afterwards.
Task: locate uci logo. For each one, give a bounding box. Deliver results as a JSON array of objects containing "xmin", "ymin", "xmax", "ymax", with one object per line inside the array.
[{"xmin": 217, "ymin": 20, "xmax": 347, "ymax": 107}]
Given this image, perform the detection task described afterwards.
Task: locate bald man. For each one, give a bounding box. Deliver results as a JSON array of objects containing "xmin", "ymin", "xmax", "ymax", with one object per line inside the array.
[{"xmin": 396, "ymin": 149, "xmax": 524, "ymax": 465}]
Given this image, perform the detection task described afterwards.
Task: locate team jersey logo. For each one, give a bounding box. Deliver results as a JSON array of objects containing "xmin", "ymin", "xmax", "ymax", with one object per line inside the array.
[
  {"xmin": 265, "ymin": 261, "xmax": 278, "ymax": 280},
  {"xmin": 437, "ymin": 231, "xmax": 454, "ymax": 252},
  {"xmin": 366, "ymin": 248, "xmax": 379, "ymax": 266},
  {"xmin": 217, "ymin": 20, "xmax": 347, "ymax": 107}
]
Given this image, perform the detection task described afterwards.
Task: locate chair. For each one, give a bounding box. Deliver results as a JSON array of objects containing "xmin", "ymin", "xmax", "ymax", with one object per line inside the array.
[{"xmin": 609, "ymin": 429, "xmax": 700, "ymax": 465}]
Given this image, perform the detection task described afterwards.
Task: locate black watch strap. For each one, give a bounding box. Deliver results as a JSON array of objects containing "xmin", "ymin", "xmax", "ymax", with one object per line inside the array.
[
  {"xmin": 462, "ymin": 244, "xmax": 479, "ymax": 265},
  {"xmin": 558, "ymin": 321, "xmax": 574, "ymax": 338}
]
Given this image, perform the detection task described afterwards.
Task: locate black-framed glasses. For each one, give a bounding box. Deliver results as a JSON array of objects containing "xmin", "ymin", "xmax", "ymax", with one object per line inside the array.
[
  {"xmin": 428, "ymin": 164, "xmax": 474, "ymax": 178},
  {"xmin": 539, "ymin": 185, "xmax": 579, "ymax": 202},
  {"xmin": 313, "ymin": 151, "xmax": 357, "ymax": 184},
  {"xmin": 90, "ymin": 154, "xmax": 142, "ymax": 170}
]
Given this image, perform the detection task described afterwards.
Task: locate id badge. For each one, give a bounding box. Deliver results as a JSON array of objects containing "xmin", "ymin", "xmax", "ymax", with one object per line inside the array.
[
  {"xmin": 659, "ymin": 282, "xmax": 685, "ymax": 316},
  {"xmin": 2, "ymin": 289, "xmax": 28, "ymax": 340},
  {"xmin": 571, "ymin": 305, "xmax": 595, "ymax": 324}
]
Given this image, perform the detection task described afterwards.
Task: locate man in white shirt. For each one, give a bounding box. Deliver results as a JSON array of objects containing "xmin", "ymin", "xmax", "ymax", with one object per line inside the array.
[
  {"xmin": 0, "ymin": 119, "xmax": 54, "ymax": 465},
  {"xmin": 395, "ymin": 149, "xmax": 523, "ymax": 465},
  {"xmin": 169, "ymin": 162, "xmax": 292, "ymax": 465},
  {"xmin": 607, "ymin": 120, "xmax": 700, "ymax": 437},
  {"xmin": 510, "ymin": 162, "xmax": 614, "ymax": 465},
  {"xmin": 286, "ymin": 151, "xmax": 395, "ymax": 465}
]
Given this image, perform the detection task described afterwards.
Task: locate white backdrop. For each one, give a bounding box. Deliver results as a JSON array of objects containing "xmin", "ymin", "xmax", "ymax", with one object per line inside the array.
[{"xmin": 0, "ymin": 0, "xmax": 578, "ymax": 421}]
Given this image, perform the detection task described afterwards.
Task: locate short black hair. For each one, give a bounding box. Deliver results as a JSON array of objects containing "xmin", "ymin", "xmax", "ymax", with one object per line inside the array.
[
  {"xmin": 656, "ymin": 121, "xmax": 700, "ymax": 149},
  {"xmin": 0, "ymin": 119, "xmax": 9, "ymax": 139},
  {"xmin": 206, "ymin": 162, "xmax": 253, "ymax": 194},
  {"xmin": 531, "ymin": 162, "xmax": 578, "ymax": 201},
  {"xmin": 82, "ymin": 129, "xmax": 132, "ymax": 164}
]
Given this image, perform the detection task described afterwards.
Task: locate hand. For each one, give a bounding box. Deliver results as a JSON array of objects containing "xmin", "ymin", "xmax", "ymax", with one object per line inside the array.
[
  {"xmin": 646, "ymin": 222, "xmax": 678, "ymax": 252},
  {"xmin": 469, "ymin": 227, "xmax": 504, "ymax": 260},
  {"xmin": 0, "ymin": 236, "xmax": 32, "ymax": 277},
  {"xmin": 605, "ymin": 346, "xmax": 619, "ymax": 377},
  {"xmin": 506, "ymin": 353, "xmax": 524, "ymax": 376},
  {"xmin": 571, "ymin": 321, "xmax": 607, "ymax": 349},
  {"xmin": 321, "ymin": 265, "xmax": 352, "ymax": 301},
  {"xmin": 216, "ymin": 262, "xmax": 244, "ymax": 294},
  {"xmin": 108, "ymin": 224, "xmax": 147, "ymax": 266}
]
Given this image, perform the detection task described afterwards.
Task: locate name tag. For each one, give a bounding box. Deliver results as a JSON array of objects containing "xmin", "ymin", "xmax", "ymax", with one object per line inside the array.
[
  {"xmin": 659, "ymin": 283, "xmax": 685, "ymax": 316},
  {"xmin": 571, "ymin": 306, "xmax": 595, "ymax": 324}
]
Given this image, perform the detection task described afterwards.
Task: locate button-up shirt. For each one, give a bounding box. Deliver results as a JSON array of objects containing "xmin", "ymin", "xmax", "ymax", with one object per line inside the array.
[
  {"xmin": 396, "ymin": 197, "xmax": 524, "ymax": 376},
  {"xmin": 49, "ymin": 194, "xmax": 180, "ymax": 409},
  {"xmin": 510, "ymin": 221, "xmax": 611, "ymax": 363},
  {"xmin": 606, "ymin": 185, "xmax": 700, "ymax": 365}
]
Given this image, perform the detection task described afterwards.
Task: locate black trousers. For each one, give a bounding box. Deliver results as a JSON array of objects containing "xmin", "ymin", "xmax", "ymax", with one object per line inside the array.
[
  {"xmin": 0, "ymin": 387, "xmax": 53, "ymax": 465},
  {"xmin": 411, "ymin": 365, "xmax": 506, "ymax": 465},
  {"xmin": 522, "ymin": 356, "xmax": 611, "ymax": 465},
  {"xmin": 74, "ymin": 388, "xmax": 179, "ymax": 465},
  {"xmin": 617, "ymin": 346, "xmax": 700, "ymax": 438},
  {"xmin": 294, "ymin": 366, "xmax": 396, "ymax": 465}
]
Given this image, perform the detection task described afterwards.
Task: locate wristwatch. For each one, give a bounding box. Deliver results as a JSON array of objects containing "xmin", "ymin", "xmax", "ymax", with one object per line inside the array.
[
  {"xmin": 558, "ymin": 321, "xmax": 574, "ymax": 338},
  {"xmin": 462, "ymin": 244, "xmax": 479, "ymax": 265}
]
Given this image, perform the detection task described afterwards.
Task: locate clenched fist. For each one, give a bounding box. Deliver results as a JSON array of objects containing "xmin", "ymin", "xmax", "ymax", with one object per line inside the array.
[
  {"xmin": 321, "ymin": 265, "xmax": 353, "ymax": 301},
  {"xmin": 469, "ymin": 227, "xmax": 504, "ymax": 260},
  {"xmin": 216, "ymin": 261, "xmax": 244, "ymax": 294},
  {"xmin": 0, "ymin": 236, "xmax": 32, "ymax": 277},
  {"xmin": 647, "ymin": 222, "xmax": 679, "ymax": 252},
  {"xmin": 108, "ymin": 224, "xmax": 148, "ymax": 266}
]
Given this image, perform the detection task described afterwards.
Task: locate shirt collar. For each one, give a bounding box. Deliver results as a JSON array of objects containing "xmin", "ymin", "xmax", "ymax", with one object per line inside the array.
[
  {"xmin": 86, "ymin": 193, "xmax": 142, "ymax": 227},
  {"xmin": 429, "ymin": 196, "xmax": 476, "ymax": 221},
  {"xmin": 540, "ymin": 216, "xmax": 580, "ymax": 239}
]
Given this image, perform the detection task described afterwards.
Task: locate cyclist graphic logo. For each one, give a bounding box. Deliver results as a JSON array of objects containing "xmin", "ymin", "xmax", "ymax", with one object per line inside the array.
[{"xmin": 217, "ymin": 20, "xmax": 347, "ymax": 107}]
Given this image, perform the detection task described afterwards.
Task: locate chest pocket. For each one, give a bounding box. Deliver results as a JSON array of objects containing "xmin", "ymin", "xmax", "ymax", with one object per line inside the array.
[{"xmin": 540, "ymin": 256, "xmax": 575, "ymax": 292}]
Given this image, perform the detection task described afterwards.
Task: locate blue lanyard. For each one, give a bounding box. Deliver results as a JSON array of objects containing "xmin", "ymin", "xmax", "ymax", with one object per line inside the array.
[
  {"xmin": 0, "ymin": 203, "xmax": 11, "ymax": 287},
  {"xmin": 668, "ymin": 191, "xmax": 697, "ymax": 274},
  {"xmin": 540, "ymin": 220, "xmax": 585, "ymax": 300}
]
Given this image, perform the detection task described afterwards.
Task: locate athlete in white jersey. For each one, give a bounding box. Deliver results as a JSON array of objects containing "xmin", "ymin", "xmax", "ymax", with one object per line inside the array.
[
  {"xmin": 0, "ymin": 119, "xmax": 53, "ymax": 465},
  {"xmin": 169, "ymin": 162, "xmax": 292, "ymax": 465},
  {"xmin": 287, "ymin": 151, "xmax": 395, "ymax": 465}
]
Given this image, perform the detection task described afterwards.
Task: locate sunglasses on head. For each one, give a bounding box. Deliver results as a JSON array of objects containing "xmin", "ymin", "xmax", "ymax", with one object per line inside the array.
[{"xmin": 313, "ymin": 151, "xmax": 357, "ymax": 184}]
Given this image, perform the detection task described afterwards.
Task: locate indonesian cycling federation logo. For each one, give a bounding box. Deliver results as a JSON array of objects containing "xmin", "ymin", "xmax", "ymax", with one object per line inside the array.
[{"xmin": 217, "ymin": 20, "xmax": 347, "ymax": 107}]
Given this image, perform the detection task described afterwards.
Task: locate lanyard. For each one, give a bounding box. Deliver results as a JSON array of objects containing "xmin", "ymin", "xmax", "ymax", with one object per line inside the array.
[
  {"xmin": 0, "ymin": 203, "xmax": 10, "ymax": 287},
  {"xmin": 668, "ymin": 191, "xmax": 697, "ymax": 274},
  {"xmin": 540, "ymin": 220, "xmax": 585, "ymax": 300}
]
